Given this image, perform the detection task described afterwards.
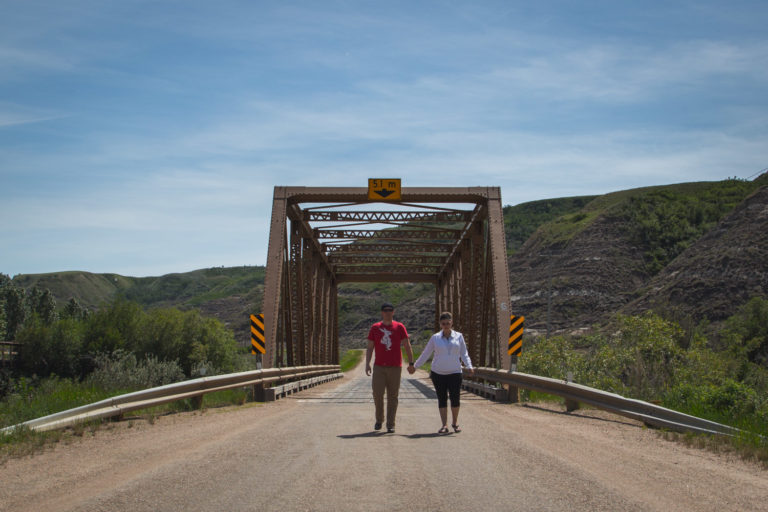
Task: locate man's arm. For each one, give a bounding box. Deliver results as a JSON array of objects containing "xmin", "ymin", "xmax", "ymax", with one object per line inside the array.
[
  {"xmin": 365, "ymin": 339, "xmax": 375, "ymax": 376},
  {"xmin": 403, "ymin": 335, "xmax": 415, "ymax": 374},
  {"xmin": 403, "ymin": 336, "xmax": 414, "ymax": 365}
]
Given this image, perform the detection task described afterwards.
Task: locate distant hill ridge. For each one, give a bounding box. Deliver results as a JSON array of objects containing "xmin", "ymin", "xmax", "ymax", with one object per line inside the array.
[{"xmin": 11, "ymin": 175, "xmax": 768, "ymax": 347}]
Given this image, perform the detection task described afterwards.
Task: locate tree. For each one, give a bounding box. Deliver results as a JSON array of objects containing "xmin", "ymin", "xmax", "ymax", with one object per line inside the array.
[
  {"xmin": 3, "ymin": 286, "xmax": 27, "ymax": 340},
  {"xmin": 0, "ymin": 274, "xmax": 8, "ymax": 340},
  {"xmin": 35, "ymin": 289, "xmax": 58, "ymax": 324},
  {"xmin": 63, "ymin": 297, "xmax": 88, "ymax": 321},
  {"xmin": 83, "ymin": 297, "xmax": 143, "ymax": 355},
  {"xmin": 0, "ymin": 301, "xmax": 6, "ymax": 341},
  {"xmin": 16, "ymin": 317, "xmax": 85, "ymax": 378}
]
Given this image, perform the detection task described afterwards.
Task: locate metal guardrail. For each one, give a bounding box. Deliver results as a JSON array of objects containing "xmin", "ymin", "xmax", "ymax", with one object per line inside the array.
[
  {"xmin": 468, "ymin": 367, "xmax": 742, "ymax": 437},
  {"xmin": 265, "ymin": 372, "xmax": 344, "ymax": 400},
  {"xmin": 2, "ymin": 365, "xmax": 341, "ymax": 434}
]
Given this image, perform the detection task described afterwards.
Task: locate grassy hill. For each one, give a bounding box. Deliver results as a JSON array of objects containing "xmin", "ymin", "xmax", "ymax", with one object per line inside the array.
[
  {"xmin": 11, "ymin": 272, "xmax": 135, "ymax": 308},
  {"xmin": 507, "ymin": 176, "xmax": 768, "ymax": 334},
  {"xmin": 12, "ymin": 267, "xmax": 266, "ymax": 346},
  {"xmin": 504, "ymin": 195, "xmax": 597, "ymax": 253}
]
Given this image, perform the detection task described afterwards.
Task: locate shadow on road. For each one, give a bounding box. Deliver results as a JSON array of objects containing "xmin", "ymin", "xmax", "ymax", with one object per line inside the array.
[
  {"xmin": 406, "ymin": 378, "xmax": 437, "ymax": 399},
  {"xmin": 405, "ymin": 432, "xmax": 450, "ymax": 439},
  {"xmin": 337, "ymin": 431, "xmax": 387, "ymax": 439},
  {"xmin": 522, "ymin": 403, "xmax": 640, "ymax": 428}
]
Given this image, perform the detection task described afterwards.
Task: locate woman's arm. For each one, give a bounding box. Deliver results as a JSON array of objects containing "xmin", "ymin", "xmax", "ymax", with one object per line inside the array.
[
  {"xmin": 413, "ymin": 335, "xmax": 435, "ymax": 368},
  {"xmin": 458, "ymin": 333, "xmax": 473, "ymax": 371}
]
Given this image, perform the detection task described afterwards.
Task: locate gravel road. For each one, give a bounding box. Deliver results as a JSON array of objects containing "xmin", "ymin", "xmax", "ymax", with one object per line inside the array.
[{"xmin": 1, "ymin": 364, "xmax": 766, "ymax": 511}]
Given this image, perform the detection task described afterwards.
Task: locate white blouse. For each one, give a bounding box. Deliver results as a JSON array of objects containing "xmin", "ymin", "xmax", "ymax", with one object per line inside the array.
[{"xmin": 414, "ymin": 329, "xmax": 473, "ymax": 375}]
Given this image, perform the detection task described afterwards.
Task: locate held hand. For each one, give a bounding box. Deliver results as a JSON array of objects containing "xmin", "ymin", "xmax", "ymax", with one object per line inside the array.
[
  {"xmin": 407, "ymin": 365, "xmax": 415, "ymax": 375},
  {"xmin": 365, "ymin": 364, "xmax": 372, "ymax": 376}
]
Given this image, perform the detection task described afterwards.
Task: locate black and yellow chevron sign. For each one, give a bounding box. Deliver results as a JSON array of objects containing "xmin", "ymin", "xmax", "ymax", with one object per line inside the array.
[
  {"xmin": 250, "ymin": 313, "xmax": 266, "ymax": 354},
  {"xmin": 508, "ymin": 314, "xmax": 524, "ymax": 356}
]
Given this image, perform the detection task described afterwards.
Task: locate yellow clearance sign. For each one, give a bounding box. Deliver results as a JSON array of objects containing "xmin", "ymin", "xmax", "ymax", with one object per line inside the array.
[{"xmin": 368, "ymin": 178, "xmax": 401, "ymax": 201}]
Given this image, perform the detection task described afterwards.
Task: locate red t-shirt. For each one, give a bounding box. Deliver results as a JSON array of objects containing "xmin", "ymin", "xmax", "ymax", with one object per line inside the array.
[{"xmin": 368, "ymin": 321, "xmax": 409, "ymax": 367}]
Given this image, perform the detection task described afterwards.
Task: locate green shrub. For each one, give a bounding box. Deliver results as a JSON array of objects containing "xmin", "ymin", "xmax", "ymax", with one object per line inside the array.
[
  {"xmin": 703, "ymin": 380, "xmax": 759, "ymax": 418},
  {"xmin": 518, "ymin": 335, "xmax": 585, "ymax": 381},
  {"xmin": 718, "ymin": 297, "xmax": 768, "ymax": 365},
  {"xmin": 85, "ymin": 350, "xmax": 185, "ymax": 392},
  {"xmin": 0, "ymin": 376, "xmax": 115, "ymax": 428}
]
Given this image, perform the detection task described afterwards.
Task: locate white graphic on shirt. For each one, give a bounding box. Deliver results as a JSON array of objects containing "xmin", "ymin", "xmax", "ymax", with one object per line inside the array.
[{"xmin": 379, "ymin": 328, "xmax": 393, "ymax": 351}]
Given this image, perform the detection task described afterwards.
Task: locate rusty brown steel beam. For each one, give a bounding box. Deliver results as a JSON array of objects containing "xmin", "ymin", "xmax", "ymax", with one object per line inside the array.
[
  {"xmin": 315, "ymin": 229, "xmax": 461, "ymax": 240},
  {"xmin": 288, "ymin": 204, "xmax": 334, "ymax": 275},
  {"xmin": 304, "ymin": 211, "xmax": 472, "ymax": 222},
  {"xmin": 328, "ymin": 255, "xmax": 446, "ymax": 265},
  {"xmin": 333, "ymin": 264, "xmax": 441, "ymax": 274},
  {"xmin": 282, "ymin": 238, "xmax": 293, "ymax": 367},
  {"xmin": 285, "ymin": 186, "xmax": 492, "ymax": 204},
  {"xmin": 262, "ymin": 187, "xmax": 290, "ymax": 368},
  {"xmin": 336, "ymin": 273, "xmax": 437, "ymax": 284},
  {"xmin": 436, "ymin": 203, "xmax": 486, "ymax": 278},
  {"xmin": 324, "ymin": 242, "xmax": 452, "ymax": 253},
  {"xmin": 486, "ymin": 187, "xmax": 513, "ymax": 370},
  {"xmin": 468, "ymin": 223, "xmax": 486, "ymax": 366},
  {"xmin": 289, "ymin": 220, "xmax": 306, "ymax": 366}
]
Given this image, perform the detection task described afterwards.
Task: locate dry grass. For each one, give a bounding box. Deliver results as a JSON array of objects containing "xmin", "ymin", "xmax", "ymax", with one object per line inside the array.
[{"xmin": 658, "ymin": 430, "xmax": 768, "ymax": 469}]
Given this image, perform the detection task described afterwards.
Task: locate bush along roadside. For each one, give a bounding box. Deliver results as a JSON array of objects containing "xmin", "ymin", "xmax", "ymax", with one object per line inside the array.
[
  {"xmin": 0, "ymin": 292, "xmax": 264, "ymax": 460},
  {"xmin": 518, "ymin": 300, "xmax": 768, "ymax": 467}
]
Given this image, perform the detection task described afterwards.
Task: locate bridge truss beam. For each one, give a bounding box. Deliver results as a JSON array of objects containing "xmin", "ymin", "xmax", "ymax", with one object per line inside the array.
[{"xmin": 261, "ymin": 186, "xmax": 513, "ymax": 370}]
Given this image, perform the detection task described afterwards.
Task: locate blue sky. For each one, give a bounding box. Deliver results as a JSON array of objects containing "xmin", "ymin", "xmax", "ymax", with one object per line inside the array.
[{"xmin": 2, "ymin": 0, "xmax": 767, "ymax": 277}]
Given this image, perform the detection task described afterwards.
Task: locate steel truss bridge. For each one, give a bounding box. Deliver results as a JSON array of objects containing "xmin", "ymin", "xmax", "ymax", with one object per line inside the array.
[{"xmin": 261, "ymin": 186, "xmax": 513, "ymax": 370}]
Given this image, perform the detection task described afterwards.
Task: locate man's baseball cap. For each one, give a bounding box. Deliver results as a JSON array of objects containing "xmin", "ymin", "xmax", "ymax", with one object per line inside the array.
[{"xmin": 381, "ymin": 302, "xmax": 394, "ymax": 311}]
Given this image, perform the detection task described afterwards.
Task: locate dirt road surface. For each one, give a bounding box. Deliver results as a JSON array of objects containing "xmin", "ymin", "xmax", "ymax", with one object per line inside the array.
[{"xmin": 1, "ymin": 364, "xmax": 766, "ymax": 511}]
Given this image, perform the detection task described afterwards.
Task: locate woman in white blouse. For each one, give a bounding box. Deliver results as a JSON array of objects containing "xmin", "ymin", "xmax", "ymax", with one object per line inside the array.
[{"xmin": 410, "ymin": 312, "xmax": 473, "ymax": 433}]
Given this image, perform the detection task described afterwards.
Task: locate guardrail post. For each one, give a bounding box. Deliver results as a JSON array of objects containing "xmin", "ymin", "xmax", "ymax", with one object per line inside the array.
[
  {"xmin": 564, "ymin": 371, "xmax": 579, "ymax": 411},
  {"xmin": 505, "ymin": 357, "xmax": 519, "ymax": 403},
  {"xmin": 252, "ymin": 382, "xmax": 265, "ymax": 402}
]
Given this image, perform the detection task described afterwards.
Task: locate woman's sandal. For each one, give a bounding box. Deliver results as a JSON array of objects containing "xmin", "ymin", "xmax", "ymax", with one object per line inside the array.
[
  {"xmin": 438, "ymin": 426, "xmax": 450, "ymax": 434},
  {"xmin": 452, "ymin": 424, "xmax": 462, "ymax": 433}
]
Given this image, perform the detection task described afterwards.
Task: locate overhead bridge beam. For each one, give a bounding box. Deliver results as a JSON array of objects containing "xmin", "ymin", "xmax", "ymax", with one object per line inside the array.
[
  {"xmin": 305, "ymin": 211, "xmax": 472, "ymax": 222},
  {"xmin": 328, "ymin": 255, "xmax": 447, "ymax": 265},
  {"xmin": 315, "ymin": 229, "xmax": 461, "ymax": 240},
  {"xmin": 333, "ymin": 265, "xmax": 442, "ymax": 274},
  {"xmin": 324, "ymin": 242, "xmax": 451, "ymax": 254}
]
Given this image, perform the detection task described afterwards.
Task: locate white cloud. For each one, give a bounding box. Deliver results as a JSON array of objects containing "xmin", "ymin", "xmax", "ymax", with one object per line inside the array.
[{"xmin": 0, "ymin": 102, "xmax": 68, "ymax": 127}]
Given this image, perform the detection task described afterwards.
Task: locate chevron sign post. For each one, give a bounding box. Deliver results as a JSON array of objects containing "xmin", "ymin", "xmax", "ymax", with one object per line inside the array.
[
  {"xmin": 508, "ymin": 315, "xmax": 524, "ymax": 356},
  {"xmin": 250, "ymin": 314, "xmax": 266, "ymax": 354}
]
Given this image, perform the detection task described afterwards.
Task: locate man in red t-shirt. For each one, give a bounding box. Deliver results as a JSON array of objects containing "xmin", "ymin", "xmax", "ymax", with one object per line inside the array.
[{"xmin": 365, "ymin": 302, "xmax": 414, "ymax": 433}]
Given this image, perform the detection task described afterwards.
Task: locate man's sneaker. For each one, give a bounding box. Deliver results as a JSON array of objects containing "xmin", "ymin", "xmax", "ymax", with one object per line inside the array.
[
  {"xmin": 387, "ymin": 427, "xmax": 395, "ymax": 433},
  {"xmin": 374, "ymin": 422, "xmax": 382, "ymax": 430}
]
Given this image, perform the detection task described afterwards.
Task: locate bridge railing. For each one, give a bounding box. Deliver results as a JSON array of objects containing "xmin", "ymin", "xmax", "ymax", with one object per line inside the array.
[
  {"xmin": 0, "ymin": 341, "xmax": 20, "ymax": 366},
  {"xmin": 2, "ymin": 365, "xmax": 341, "ymax": 435},
  {"xmin": 467, "ymin": 367, "xmax": 742, "ymax": 437}
]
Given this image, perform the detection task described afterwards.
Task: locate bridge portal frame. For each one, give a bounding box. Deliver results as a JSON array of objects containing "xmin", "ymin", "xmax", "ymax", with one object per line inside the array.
[{"xmin": 261, "ymin": 186, "xmax": 513, "ymax": 370}]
